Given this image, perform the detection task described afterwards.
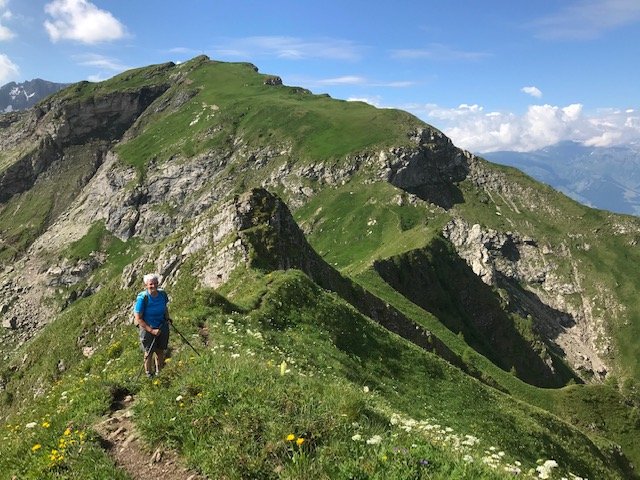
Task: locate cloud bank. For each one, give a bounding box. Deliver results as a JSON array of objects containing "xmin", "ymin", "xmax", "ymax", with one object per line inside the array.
[
  {"xmin": 44, "ymin": 0, "xmax": 126, "ymax": 44},
  {"xmin": 406, "ymin": 102, "xmax": 640, "ymax": 153},
  {"xmin": 0, "ymin": 53, "xmax": 18, "ymax": 83}
]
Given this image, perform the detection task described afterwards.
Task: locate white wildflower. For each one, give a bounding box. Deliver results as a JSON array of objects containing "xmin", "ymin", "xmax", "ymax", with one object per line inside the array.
[
  {"xmin": 537, "ymin": 459, "xmax": 559, "ymax": 479},
  {"xmin": 175, "ymin": 395, "xmax": 184, "ymax": 402},
  {"xmin": 366, "ymin": 435, "xmax": 382, "ymax": 445},
  {"xmin": 351, "ymin": 434, "xmax": 362, "ymax": 441},
  {"xmin": 505, "ymin": 465, "xmax": 522, "ymax": 475},
  {"xmin": 25, "ymin": 422, "xmax": 37, "ymax": 429}
]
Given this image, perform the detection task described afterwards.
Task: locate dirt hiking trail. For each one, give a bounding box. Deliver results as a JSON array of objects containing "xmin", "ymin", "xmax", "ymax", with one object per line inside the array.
[{"xmin": 94, "ymin": 388, "xmax": 207, "ymax": 480}]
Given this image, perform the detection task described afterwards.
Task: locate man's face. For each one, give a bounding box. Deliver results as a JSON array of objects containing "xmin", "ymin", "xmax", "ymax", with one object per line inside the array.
[{"xmin": 146, "ymin": 278, "xmax": 158, "ymax": 291}]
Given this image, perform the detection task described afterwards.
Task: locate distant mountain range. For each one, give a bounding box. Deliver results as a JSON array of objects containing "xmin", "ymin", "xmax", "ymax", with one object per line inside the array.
[
  {"xmin": 0, "ymin": 78, "xmax": 69, "ymax": 112},
  {"xmin": 483, "ymin": 141, "xmax": 640, "ymax": 216}
]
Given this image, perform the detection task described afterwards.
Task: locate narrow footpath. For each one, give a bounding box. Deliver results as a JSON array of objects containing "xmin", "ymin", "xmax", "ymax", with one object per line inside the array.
[{"xmin": 94, "ymin": 390, "xmax": 207, "ymax": 480}]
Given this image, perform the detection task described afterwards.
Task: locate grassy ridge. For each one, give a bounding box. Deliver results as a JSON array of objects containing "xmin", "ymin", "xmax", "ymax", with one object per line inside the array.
[
  {"xmin": 116, "ymin": 59, "xmax": 423, "ymax": 173},
  {"xmin": 294, "ymin": 181, "xmax": 447, "ymax": 275},
  {"xmin": 1, "ymin": 268, "xmax": 630, "ymax": 479}
]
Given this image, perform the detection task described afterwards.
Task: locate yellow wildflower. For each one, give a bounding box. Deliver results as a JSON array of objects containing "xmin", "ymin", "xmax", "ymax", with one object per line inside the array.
[
  {"xmin": 286, "ymin": 433, "xmax": 295, "ymax": 441},
  {"xmin": 63, "ymin": 427, "xmax": 72, "ymax": 436},
  {"xmin": 296, "ymin": 437, "xmax": 305, "ymax": 446},
  {"xmin": 42, "ymin": 421, "xmax": 50, "ymax": 428},
  {"xmin": 31, "ymin": 444, "xmax": 42, "ymax": 452}
]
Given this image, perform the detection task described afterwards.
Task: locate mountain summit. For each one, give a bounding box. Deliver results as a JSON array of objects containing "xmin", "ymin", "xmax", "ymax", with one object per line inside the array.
[
  {"xmin": 1, "ymin": 56, "xmax": 639, "ymax": 478},
  {"xmin": 0, "ymin": 78, "xmax": 69, "ymax": 113}
]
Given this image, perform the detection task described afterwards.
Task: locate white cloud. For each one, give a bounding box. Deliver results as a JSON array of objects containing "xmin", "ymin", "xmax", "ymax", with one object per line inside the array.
[
  {"xmin": 425, "ymin": 103, "xmax": 484, "ymax": 121},
  {"xmin": 73, "ymin": 53, "xmax": 128, "ymax": 71},
  {"xmin": 44, "ymin": 0, "xmax": 126, "ymax": 44},
  {"xmin": 584, "ymin": 130, "xmax": 623, "ymax": 147},
  {"xmin": 213, "ymin": 36, "xmax": 363, "ymax": 61},
  {"xmin": 295, "ymin": 74, "xmax": 415, "ymax": 90},
  {"xmin": 167, "ymin": 47, "xmax": 200, "ymax": 55},
  {"xmin": 370, "ymin": 80, "xmax": 416, "ymax": 88},
  {"xmin": 407, "ymin": 101, "xmax": 640, "ymax": 152},
  {"xmin": 0, "ymin": 22, "xmax": 13, "ymax": 40},
  {"xmin": 0, "ymin": 0, "xmax": 13, "ymax": 41},
  {"xmin": 317, "ymin": 75, "xmax": 366, "ymax": 86},
  {"xmin": 347, "ymin": 96, "xmax": 383, "ymax": 107},
  {"xmin": 532, "ymin": 0, "xmax": 640, "ymax": 40},
  {"xmin": 87, "ymin": 73, "xmax": 107, "ymax": 82},
  {"xmin": 521, "ymin": 86, "xmax": 542, "ymax": 98},
  {"xmin": 390, "ymin": 43, "xmax": 490, "ymax": 61},
  {"xmin": 0, "ymin": 53, "xmax": 18, "ymax": 83}
]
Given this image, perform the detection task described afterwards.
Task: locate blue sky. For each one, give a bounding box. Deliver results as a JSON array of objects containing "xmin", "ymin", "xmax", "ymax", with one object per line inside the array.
[{"xmin": 0, "ymin": 0, "xmax": 639, "ymax": 153}]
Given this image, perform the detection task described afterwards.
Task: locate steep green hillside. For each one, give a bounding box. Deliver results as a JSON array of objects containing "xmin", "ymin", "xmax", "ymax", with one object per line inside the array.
[
  {"xmin": 1, "ymin": 57, "xmax": 640, "ymax": 479},
  {"xmin": 455, "ymin": 164, "xmax": 640, "ymax": 383},
  {"xmin": 0, "ymin": 267, "xmax": 633, "ymax": 479},
  {"xmin": 115, "ymin": 56, "xmax": 422, "ymax": 173}
]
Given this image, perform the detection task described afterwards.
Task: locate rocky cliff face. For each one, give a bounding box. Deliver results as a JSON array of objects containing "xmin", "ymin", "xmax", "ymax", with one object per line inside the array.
[
  {"xmin": 440, "ymin": 156, "xmax": 621, "ymax": 381},
  {"xmin": 0, "ymin": 83, "xmax": 170, "ymax": 202}
]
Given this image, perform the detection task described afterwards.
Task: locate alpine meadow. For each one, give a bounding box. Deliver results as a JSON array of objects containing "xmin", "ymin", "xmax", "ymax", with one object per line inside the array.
[{"xmin": 1, "ymin": 56, "xmax": 640, "ymax": 479}]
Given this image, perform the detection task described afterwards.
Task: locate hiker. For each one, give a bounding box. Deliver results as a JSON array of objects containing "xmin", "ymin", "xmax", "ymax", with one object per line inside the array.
[{"xmin": 134, "ymin": 273, "xmax": 171, "ymax": 378}]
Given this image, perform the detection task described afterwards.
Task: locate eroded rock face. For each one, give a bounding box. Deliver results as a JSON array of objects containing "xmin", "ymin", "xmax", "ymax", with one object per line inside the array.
[
  {"xmin": 443, "ymin": 217, "xmax": 611, "ymax": 381},
  {"xmin": 0, "ymin": 83, "xmax": 170, "ymax": 202}
]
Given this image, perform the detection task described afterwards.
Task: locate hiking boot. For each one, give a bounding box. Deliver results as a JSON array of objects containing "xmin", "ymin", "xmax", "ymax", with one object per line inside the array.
[{"xmin": 146, "ymin": 371, "xmax": 154, "ymax": 379}]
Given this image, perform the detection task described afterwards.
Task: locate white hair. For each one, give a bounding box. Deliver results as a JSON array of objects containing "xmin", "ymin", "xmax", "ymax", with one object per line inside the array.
[{"xmin": 143, "ymin": 273, "xmax": 160, "ymax": 284}]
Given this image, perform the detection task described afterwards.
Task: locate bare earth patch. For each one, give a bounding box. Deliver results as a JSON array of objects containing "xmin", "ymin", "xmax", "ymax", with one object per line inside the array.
[{"xmin": 94, "ymin": 391, "xmax": 207, "ymax": 480}]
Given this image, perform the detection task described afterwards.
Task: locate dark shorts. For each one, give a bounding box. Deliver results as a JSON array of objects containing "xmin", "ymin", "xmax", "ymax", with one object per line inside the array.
[{"xmin": 139, "ymin": 324, "xmax": 169, "ymax": 352}]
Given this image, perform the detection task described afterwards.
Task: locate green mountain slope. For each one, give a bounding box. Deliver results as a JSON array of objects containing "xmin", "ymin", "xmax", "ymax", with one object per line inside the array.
[{"xmin": 1, "ymin": 56, "xmax": 639, "ymax": 479}]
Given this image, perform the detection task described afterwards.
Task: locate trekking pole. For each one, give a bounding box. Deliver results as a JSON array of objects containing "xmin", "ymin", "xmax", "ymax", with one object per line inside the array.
[
  {"xmin": 134, "ymin": 334, "xmax": 158, "ymax": 382},
  {"xmin": 170, "ymin": 321, "xmax": 201, "ymax": 356}
]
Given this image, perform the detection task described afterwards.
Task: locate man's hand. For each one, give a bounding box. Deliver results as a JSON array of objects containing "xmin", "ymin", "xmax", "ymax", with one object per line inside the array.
[{"xmin": 151, "ymin": 328, "xmax": 161, "ymax": 336}]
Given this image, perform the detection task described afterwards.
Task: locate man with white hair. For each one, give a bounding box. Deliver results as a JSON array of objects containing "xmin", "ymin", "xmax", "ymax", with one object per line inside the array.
[{"xmin": 134, "ymin": 273, "xmax": 171, "ymax": 378}]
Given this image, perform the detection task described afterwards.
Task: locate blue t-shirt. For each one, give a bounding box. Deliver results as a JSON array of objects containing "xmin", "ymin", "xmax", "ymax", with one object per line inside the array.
[{"xmin": 134, "ymin": 290, "xmax": 169, "ymax": 328}]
